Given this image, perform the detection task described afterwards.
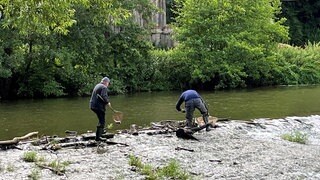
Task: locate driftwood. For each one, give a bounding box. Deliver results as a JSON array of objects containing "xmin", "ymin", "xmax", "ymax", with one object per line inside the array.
[
  {"xmin": 42, "ymin": 139, "xmax": 129, "ymax": 151},
  {"xmin": 209, "ymin": 159, "xmax": 222, "ymax": 163},
  {"xmin": 176, "ymin": 129, "xmax": 199, "ymax": 141},
  {"xmin": 106, "ymin": 141, "xmax": 129, "ymax": 146},
  {"xmin": 1, "ymin": 117, "xmax": 224, "ymax": 151},
  {"xmin": 175, "ymin": 147, "xmax": 194, "ymax": 152},
  {"xmin": 36, "ymin": 163, "xmax": 65, "ymax": 176},
  {"xmin": 145, "ymin": 117, "xmax": 225, "ymax": 140},
  {"xmin": 0, "ymin": 132, "xmax": 38, "ymax": 146},
  {"xmin": 42, "ymin": 141, "xmax": 98, "ymax": 151},
  {"xmin": 81, "ymin": 132, "xmax": 114, "ymax": 141}
]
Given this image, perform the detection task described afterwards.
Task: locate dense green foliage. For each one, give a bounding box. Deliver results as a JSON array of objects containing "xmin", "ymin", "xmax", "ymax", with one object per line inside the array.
[
  {"xmin": 1, "ymin": 0, "xmax": 320, "ymax": 99},
  {"xmin": 0, "ymin": 0, "xmax": 156, "ymax": 99},
  {"xmin": 273, "ymin": 42, "xmax": 320, "ymax": 84},
  {"xmin": 170, "ymin": 0, "xmax": 289, "ymax": 89},
  {"xmin": 280, "ymin": 0, "xmax": 320, "ymax": 46}
]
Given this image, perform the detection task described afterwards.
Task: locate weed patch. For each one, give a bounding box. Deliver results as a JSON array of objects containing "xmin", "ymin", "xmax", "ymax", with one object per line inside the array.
[
  {"xmin": 128, "ymin": 154, "xmax": 190, "ymax": 180},
  {"xmin": 281, "ymin": 131, "xmax": 308, "ymax": 144}
]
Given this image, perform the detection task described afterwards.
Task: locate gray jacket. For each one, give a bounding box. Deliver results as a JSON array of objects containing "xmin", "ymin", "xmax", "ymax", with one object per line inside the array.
[{"xmin": 89, "ymin": 83, "xmax": 110, "ymax": 111}]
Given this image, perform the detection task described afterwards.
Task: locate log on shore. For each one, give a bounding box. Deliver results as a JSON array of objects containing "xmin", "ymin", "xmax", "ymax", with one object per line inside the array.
[
  {"xmin": 81, "ymin": 132, "xmax": 114, "ymax": 141},
  {"xmin": 0, "ymin": 132, "xmax": 39, "ymax": 146},
  {"xmin": 42, "ymin": 140, "xmax": 129, "ymax": 151},
  {"xmin": 42, "ymin": 141, "xmax": 99, "ymax": 151},
  {"xmin": 36, "ymin": 163, "xmax": 65, "ymax": 176},
  {"xmin": 175, "ymin": 147, "xmax": 194, "ymax": 152}
]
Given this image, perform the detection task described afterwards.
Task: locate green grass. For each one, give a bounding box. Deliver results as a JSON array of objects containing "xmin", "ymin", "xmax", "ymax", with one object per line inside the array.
[
  {"xmin": 128, "ymin": 154, "xmax": 190, "ymax": 180},
  {"xmin": 22, "ymin": 151, "xmax": 70, "ymax": 176},
  {"xmin": 281, "ymin": 131, "xmax": 308, "ymax": 144},
  {"xmin": 28, "ymin": 169, "xmax": 41, "ymax": 180},
  {"xmin": 48, "ymin": 160, "xmax": 70, "ymax": 174},
  {"xmin": 23, "ymin": 151, "xmax": 38, "ymax": 162},
  {"xmin": 6, "ymin": 163, "xmax": 15, "ymax": 172}
]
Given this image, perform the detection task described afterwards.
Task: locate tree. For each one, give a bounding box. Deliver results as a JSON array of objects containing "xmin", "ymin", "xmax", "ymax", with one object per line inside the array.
[
  {"xmin": 0, "ymin": 0, "xmax": 155, "ymax": 99},
  {"xmin": 280, "ymin": 0, "xmax": 320, "ymax": 46},
  {"xmin": 171, "ymin": 0, "xmax": 289, "ymax": 89}
]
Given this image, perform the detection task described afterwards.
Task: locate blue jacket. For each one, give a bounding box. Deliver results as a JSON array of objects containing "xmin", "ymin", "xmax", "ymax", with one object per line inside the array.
[{"xmin": 176, "ymin": 90, "xmax": 201, "ymax": 111}]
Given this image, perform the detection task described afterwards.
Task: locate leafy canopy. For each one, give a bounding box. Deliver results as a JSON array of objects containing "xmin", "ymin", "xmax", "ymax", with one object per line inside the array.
[{"xmin": 171, "ymin": 0, "xmax": 289, "ymax": 89}]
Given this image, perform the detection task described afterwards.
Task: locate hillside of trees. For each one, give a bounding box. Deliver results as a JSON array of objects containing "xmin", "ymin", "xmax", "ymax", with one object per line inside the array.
[{"xmin": 1, "ymin": 0, "xmax": 320, "ymax": 100}]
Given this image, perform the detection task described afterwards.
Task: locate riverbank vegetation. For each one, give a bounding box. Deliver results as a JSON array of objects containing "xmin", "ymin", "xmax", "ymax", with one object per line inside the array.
[
  {"xmin": 129, "ymin": 154, "xmax": 190, "ymax": 179},
  {"xmin": 1, "ymin": 0, "xmax": 320, "ymax": 99},
  {"xmin": 281, "ymin": 130, "xmax": 308, "ymax": 144}
]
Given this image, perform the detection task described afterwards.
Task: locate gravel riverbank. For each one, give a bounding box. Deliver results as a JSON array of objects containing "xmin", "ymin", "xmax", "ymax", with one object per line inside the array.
[{"xmin": 1, "ymin": 115, "xmax": 320, "ymax": 179}]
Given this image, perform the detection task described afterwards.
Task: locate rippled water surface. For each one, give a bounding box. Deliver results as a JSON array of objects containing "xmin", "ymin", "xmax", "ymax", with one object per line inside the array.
[{"xmin": 1, "ymin": 86, "xmax": 320, "ymax": 140}]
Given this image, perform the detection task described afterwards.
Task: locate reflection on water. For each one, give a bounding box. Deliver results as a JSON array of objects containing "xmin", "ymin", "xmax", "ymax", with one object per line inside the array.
[{"xmin": 1, "ymin": 86, "xmax": 320, "ymax": 140}]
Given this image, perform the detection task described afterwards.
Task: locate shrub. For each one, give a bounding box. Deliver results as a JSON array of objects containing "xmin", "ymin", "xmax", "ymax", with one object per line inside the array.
[
  {"xmin": 28, "ymin": 169, "xmax": 41, "ymax": 180},
  {"xmin": 281, "ymin": 131, "xmax": 308, "ymax": 144},
  {"xmin": 23, "ymin": 151, "xmax": 38, "ymax": 162},
  {"xmin": 128, "ymin": 155, "xmax": 190, "ymax": 179}
]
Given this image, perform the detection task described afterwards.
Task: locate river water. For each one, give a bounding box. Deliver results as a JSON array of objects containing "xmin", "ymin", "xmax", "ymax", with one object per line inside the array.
[{"xmin": 1, "ymin": 85, "xmax": 320, "ymax": 140}]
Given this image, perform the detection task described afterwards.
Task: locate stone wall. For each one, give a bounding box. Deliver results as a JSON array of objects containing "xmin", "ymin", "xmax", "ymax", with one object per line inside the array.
[
  {"xmin": 134, "ymin": 0, "xmax": 175, "ymax": 48},
  {"xmin": 150, "ymin": 0, "xmax": 175, "ymax": 48}
]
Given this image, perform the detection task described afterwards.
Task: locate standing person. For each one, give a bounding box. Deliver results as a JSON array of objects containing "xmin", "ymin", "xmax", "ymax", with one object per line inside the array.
[
  {"xmin": 89, "ymin": 77, "xmax": 111, "ymax": 141},
  {"xmin": 176, "ymin": 90, "xmax": 211, "ymax": 131}
]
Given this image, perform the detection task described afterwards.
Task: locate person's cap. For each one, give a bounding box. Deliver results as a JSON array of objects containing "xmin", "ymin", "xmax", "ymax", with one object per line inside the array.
[{"xmin": 101, "ymin": 77, "xmax": 111, "ymax": 83}]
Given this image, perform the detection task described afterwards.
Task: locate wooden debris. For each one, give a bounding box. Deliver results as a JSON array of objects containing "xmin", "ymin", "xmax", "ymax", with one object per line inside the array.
[
  {"xmin": 0, "ymin": 132, "xmax": 38, "ymax": 148},
  {"xmin": 1, "ymin": 117, "xmax": 224, "ymax": 150},
  {"xmin": 209, "ymin": 159, "xmax": 222, "ymax": 163},
  {"xmin": 81, "ymin": 132, "xmax": 114, "ymax": 141},
  {"xmin": 175, "ymin": 147, "xmax": 194, "ymax": 152},
  {"xmin": 176, "ymin": 129, "xmax": 199, "ymax": 141},
  {"xmin": 36, "ymin": 163, "xmax": 65, "ymax": 176},
  {"xmin": 105, "ymin": 141, "xmax": 129, "ymax": 147}
]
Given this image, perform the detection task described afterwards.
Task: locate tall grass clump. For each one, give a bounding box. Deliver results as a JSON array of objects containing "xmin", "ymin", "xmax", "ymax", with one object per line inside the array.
[
  {"xmin": 23, "ymin": 151, "xmax": 38, "ymax": 162},
  {"xmin": 28, "ymin": 169, "xmax": 41, "ymax": 180},
  {"xmin": 128, "ymin": 154, "xmax": 190, "ymax": 180},
  {"xmin": 281, "ymin": 131, "xmax": 308, "ymax": 144}
]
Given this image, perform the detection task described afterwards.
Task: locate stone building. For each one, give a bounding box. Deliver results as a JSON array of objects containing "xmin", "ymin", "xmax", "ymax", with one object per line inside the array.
[{"xmin": 134, "ymin": 0, "xmax": 175, "ymax": 48}]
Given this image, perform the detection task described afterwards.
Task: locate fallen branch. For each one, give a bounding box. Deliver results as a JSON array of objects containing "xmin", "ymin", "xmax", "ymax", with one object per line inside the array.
[
  {"xmin": 176, "ymin": 129, "xmax": 199, "ymax": 141},
  {"xmin": 0, "ymin": 132, "xmax": 38, "ymax": 146},
  {"xmin": 42, "ymin": 141, "xmax": 98, "ymax": 151},
  {"xmin": 175, "ymin": 147, "xmax": 194, "ymax": 152},
  {"xmin": 36, "ymin": 163, "xmax": 65, "ymax": 176},
  {"xmin": 106, "ymin": 141, "xmax": 129, "ymax": 146},
  {"xmin": 209, "ymin": 159, "xmax": 222, "ymax": 163}
]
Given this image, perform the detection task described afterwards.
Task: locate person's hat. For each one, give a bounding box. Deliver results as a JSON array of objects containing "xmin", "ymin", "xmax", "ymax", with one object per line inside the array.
[{"xmin": 101, "ymin": 77, "xmax": 111, "ymax": 83}]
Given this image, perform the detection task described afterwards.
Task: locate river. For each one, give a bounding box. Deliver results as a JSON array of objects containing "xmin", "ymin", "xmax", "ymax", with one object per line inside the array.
[{"xmin": 1, "ymin": 85, "xmax": 320, "ymax": 140}]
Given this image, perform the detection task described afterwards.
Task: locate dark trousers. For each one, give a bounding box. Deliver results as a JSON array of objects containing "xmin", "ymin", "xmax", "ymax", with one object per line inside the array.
[
  {"xmin": 185, "ymin": 98, "xmax": 208, "ymax": 126},
  {"xmin": 91, "ymin": 108, "xmax": 105, "ymax": 127}
]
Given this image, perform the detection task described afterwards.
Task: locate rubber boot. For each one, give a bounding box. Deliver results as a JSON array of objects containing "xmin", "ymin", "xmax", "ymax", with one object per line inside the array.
[
  {"xmin": 95, "ymin": 126, "xmax": 106, "ymax": 141},
  {"xmin": 203, "ymin": 115, "xmax": 211, "ymax": 132}
]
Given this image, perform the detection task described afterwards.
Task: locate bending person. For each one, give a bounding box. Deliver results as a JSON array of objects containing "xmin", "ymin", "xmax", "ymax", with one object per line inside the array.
[{"xmin": 176, "ymin": 90, "xmax": 211, "ymax": 131}]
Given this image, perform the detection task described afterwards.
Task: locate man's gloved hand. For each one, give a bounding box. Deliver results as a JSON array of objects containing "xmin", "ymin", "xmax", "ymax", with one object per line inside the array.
[{"xmin": 181, "ymin": 109, "xmax": 186, "ymax": 113}]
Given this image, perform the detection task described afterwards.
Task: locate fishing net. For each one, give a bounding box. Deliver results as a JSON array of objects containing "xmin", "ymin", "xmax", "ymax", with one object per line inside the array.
[
  {"xmin": 195, "ymin": 116, "xmax": 218, "ymax": 126},
  {"xmin": 112, "ymin": 111, "xmax": 123, "ymax": 124}
]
